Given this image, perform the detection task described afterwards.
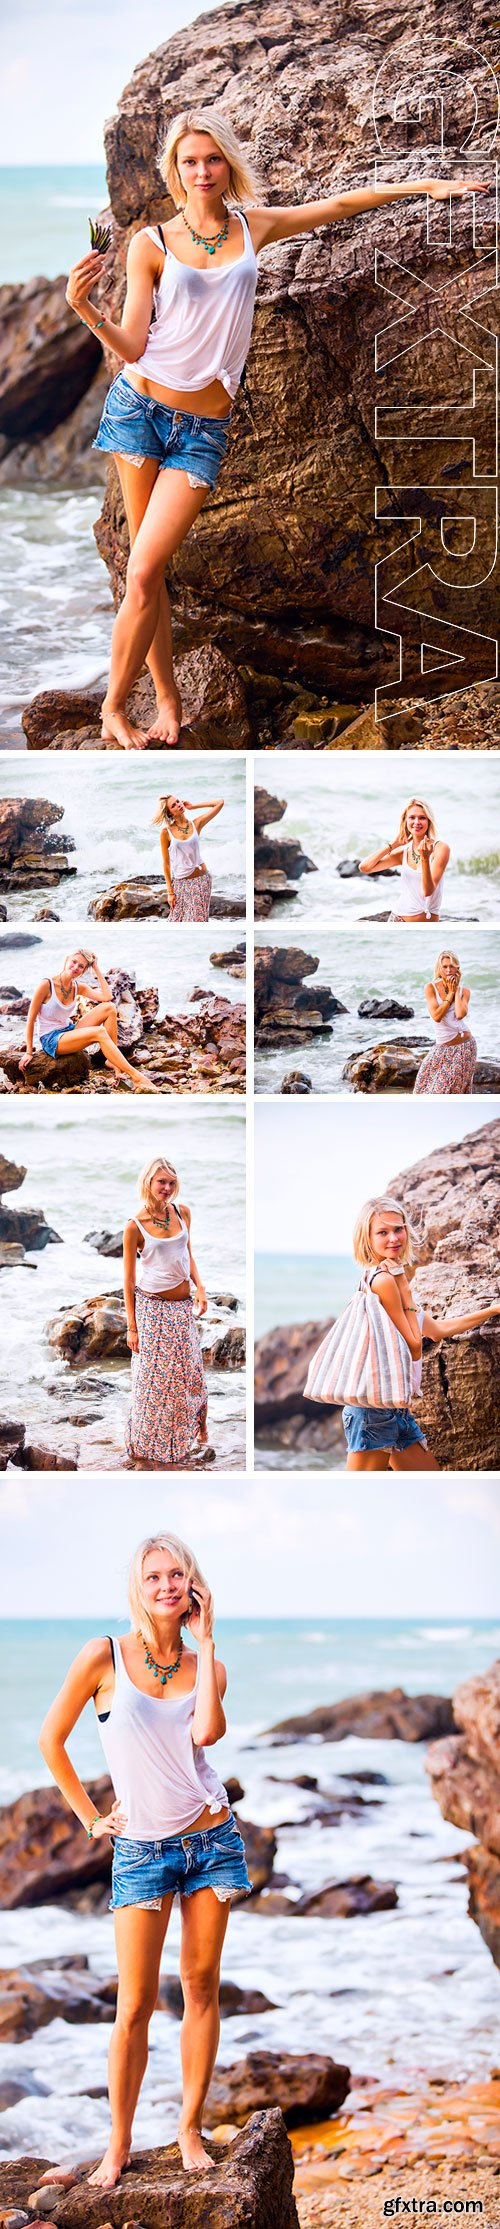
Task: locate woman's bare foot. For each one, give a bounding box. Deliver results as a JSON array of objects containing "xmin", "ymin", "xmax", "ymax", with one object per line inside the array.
[
  {"xmin": 101, "ymin": 701, "xmax": 149, "ymax": 751},
  {"xmin": 146, "ymin": 682, "xmax": 182, "ymax": 746},
  {"xmin": 87, "ymin": 2143, "xmax": 131, "ymax": 2189},
  {"xmin": 177, "ymin": 2122, "xmax": 214, "ymax": 2173},
  {"xmin": 132, "ymin": 1071, "xmax": 160, "ymax": 1093}
]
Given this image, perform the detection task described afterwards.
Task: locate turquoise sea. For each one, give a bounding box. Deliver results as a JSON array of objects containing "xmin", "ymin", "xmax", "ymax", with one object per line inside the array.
[
  {"xmin": 0, "ymin": 166, "xmax": 108, "ymax": 284},
  {"xmin": 255, "ymin": 1251, "xmax": 355, "ymax": 1339}
]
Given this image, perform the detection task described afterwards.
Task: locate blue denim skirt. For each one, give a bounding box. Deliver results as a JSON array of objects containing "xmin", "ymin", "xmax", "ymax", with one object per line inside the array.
[
  {"xmin": 110, "ymin": 1811, "xmax": 251, "ymax": 1912},
  {"xmin": 93, "ymin": 374, "xmax": 230, "ymax": 488}
]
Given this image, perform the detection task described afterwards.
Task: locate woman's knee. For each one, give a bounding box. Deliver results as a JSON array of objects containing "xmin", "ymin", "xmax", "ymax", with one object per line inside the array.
[
  {"xmin": 180, "ymin": 1959, "xmax": 220, "ymax": 2012},
  {"xmin": 127, "ymin": 548, "xmax": 162, "ymax": 608},
  {"xmin": 116, "ymin": 1988, "xmax": 156, "ymax": 2034}
]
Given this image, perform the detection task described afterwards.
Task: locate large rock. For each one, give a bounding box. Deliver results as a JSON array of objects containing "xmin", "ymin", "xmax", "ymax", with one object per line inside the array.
[
  {"xmin": 254, "ymin": 1317, "xmax": 346, "ymax": 1458},
  {"xmin": 0, "ymin": 2112, "xmax": 300, "ymax": 2227},
  {"xmin": 427, "ymin": 1657, "xmax": 500, "ymax": 1972},
  {"xmin": 0, "ymin": 1046, "xmax": 91, "ymax": 1092},
  {"xmin": 388, "ymin": 1118, "xmax": 500, "ymax": 1469},
  {"xmin": 344, "ymin": 1037, "xmax": 500, "ymax": 1093},
  {"xmin": 0, "ymin": 1777, "xmax": 271, "ymax": 1912},
  {"xmin": 210, "ymin": 941, "xmax": 246, "ymax": 978},
  {"xmin": 255, "ymin": 946, "xmax": 344, "ymax": 1045},
  {"xmin": 254, "ymin": 789, "xmax": 317, "ymax": 916},
  {"xmin": 0, "ymin": 364, "xmax": 109, "ymax": 489},
  {"xmin": 0, "ymin": 800, "xmax": 75, "ymax": 890},
  {"xmin": 22, "ymin": 643, "xmax": 251, "ymax": 751},
  {"xmin": 89, "ymin": 877, "xmax": 244, "ymax": 921},
  {"xmin": 0, "ymin": 1152, "xmax": 60, "ymax": 1253},
  {"xmin": 82, "ymin": 0, "xmax": 496, "ymax": 743},
  {"xmin": 205, "ymin": 2050, "xmax": 350, "ymax": 2128},
  {"xmin": 294, "ymin": 1875, "xmax": 398, "ymax": 1917},
  {"xmin": 0, "ymin": 1956, "xmax": 119, "ymax": 2044},
  {"xmin": 0, "ymin": 276, "xmax": 101, "ymax": 447},
  {"xmin": 46, "ymin": 1290, "xmax": 245, "ymax": 1367},
  {"xmin": 264, "ymin": 1688, "xmax": 455, "ymax": 1745}
]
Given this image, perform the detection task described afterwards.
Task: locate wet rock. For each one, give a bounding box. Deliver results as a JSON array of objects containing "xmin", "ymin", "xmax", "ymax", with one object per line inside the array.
[
  {"xmin": 0, "ymin": 2113, "xmax": 300, "ymax": 2226},
  {"xmin": 89, "ymin": 878, "xmax": 244, "ymax": 922},
  {"xmin": 0, "ymin": 1046, "xmax": 91, "ymax": 1092},
  {"xmin": 0, "ymin": 934, "xmax": 41, "ymax": 949},
  {"xmin": 0, "ymin": 1955, "xmax": 121, "ymax": 2044},
  {"xmin": 358, "ymin": 998, "xmax": 414, "ymax": 1021},
  {"xmin": 206, "ymin": 2051, "xmax": 349, "ymax": 2130},
  {"xmin": 344, "ymin": 1038, "xmax": 500, "ymax": 1094},
  {"xmin": 388, "ymin": 1118, "xmax": 500, "ymax": 1469},
  {"xmin": 22, "ymin": 642, "xmax": 251, "ymax": 753},
  {"xmin": 84, "ymin": 1228, "xmax": 123, "ymax": 1257},
  {"xmin": 294, "ymin": 1875, "xmax": 398, "ymax": 1917},
  {"xmin": 0, "ymin": 364, "xmax": 109, "ymax": 491},
  {"xmin": 264, "ymin": 1688, "xmax": 455, "ymax": 1746},
  {"xmin": 202, "ymin": 1327, "xmax": 246, "ymax": 1369},
  {"xmin": 254, "ymin": 790, "xmax": 317, "ymax": 915},
  {"xmin": 280, "ymin": 1071, "xmax": 313, "ymax": 1093},
  {"xmin": 22, "ymin": 690, "xmax": 104, "ymax": 751},
  {"xmin": 33, "ymin": 911, "xmax": 60, "ymax": 923},
  {"xmin": 210, "ymin": 941, "xmax": 246, "ymax": 978},
  {"xmin": 0, "ymin": 276, "xmax": 100, "ymax": 447},
  {"xmin": 0, "ymin": 1420, "xmax": 26, "ymax": 1470},
  {"xmin": 237, "ymin": 1815, "xmax": 277, "ymax": 1897},
  {"xmin": 46, "ymin": 1291, "xmax": 127, "ymax": 1364},
  {"xmin": 337, "ymin": 859, "xmax": 398, "ymax": 880},
  {"xmin": 0, "ymin": 1777, "xmax": 115, "ymax": 1910},
  {"xmin": 13, "ymin": 1443, "xmax": 78, "ymax": 1473},
  {"xmin": 255, "ymin": 1316, "xmax": 344, "ymax": 1463},
  {"xmin": 0, "ymin": 1154, "xmax": 60, "ymax": 1252},
  {"xmin": 255, "ymin": 947, "xmax": 345, "ymax": 1046},
  {"xmin": 0, "ymin": 801, "xmax": 75, "ymax": 891}
]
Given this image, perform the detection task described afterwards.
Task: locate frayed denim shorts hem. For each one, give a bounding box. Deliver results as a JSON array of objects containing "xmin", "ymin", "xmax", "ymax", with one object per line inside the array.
[
  {"xmin": 93, "ymin": 373, "xmax": 230, "ymax": 490},
  {"xmin": 342, "ymin": 1403, "xmax": 427, "ymax": 1454},
  {"xmin": 109, "ymin": 1811, "xmax": 251, "ymax": 1912},
  {"xmin": 39, "ymin": 1020, "xmax": 76, "ymax": 1059}
]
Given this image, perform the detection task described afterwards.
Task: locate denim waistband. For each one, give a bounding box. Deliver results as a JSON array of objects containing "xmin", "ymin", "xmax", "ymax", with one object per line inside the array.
[
  {"xmin": 113, "ymin": 1811, "xmax": 234, "ymax": 1858},
  {"xmin": 118, "ymin": 378, "xmax": 230, "ymax": 433}
]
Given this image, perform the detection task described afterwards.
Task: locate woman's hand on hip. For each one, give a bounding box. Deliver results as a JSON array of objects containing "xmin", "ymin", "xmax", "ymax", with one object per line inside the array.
[
  {"xmin": 66, "ymin": 252, "xmax": 106, "ymax": 315},
  {"xmin": 127, "ymin": 1318, "xmax": 139, "ymax": 1352},
  {"xmin": 189, "ymin": 1583, "xmax": 214, "ymax": 1644},
  {"xmin": 91, "ymin": 1799, "xmax": 128, "ymax": 1840}
]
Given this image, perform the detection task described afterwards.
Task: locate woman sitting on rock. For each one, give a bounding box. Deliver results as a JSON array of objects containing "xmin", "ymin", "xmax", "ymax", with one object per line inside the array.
[
  {"xmin": 359, "ymin": 798, "xmax": 450, "ymax": 921},
  {"xmin": 414, "ymin": 951, "xmax": 477, "ymax": 1096},
  {"xmin": 38, "ymin": 1529, "xmax": 250, "ymax": 2191},
  {"xmin": 124, "ymin": 1156, "xmax": 211, "ymax": 1468},
  {"xmin": 304, "ymin": 1195, "xmax": 500, "ymax": 1472},
  {"xmin": 154, "ymin": 790, "xmax": 224, "ymax": 920},
  {"xmin": 65, "ymin": 110, "xmax": 484, "ymax": 750},
  {"xmin": 19, "ymin": 947, "xmax": 158, "ymax": 1092}
]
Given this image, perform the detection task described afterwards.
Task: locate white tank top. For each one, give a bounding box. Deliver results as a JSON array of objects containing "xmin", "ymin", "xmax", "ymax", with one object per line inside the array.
[
  {"xmin": 433, "ymin": 1003, "xmax": 467, "ymax": 1045},
  {"xmin": 133, "ymin": 1209, "xmax": 190, "ymax": 1294},
  {"xmin": 97, "ymin": 1639, "xmax": 228, "ymax": 1839},
  {"xmin": 131, "ymin": 215, "xmax": 258, "ymax": 399},
  {"xmin": 398, "ymin": 845, "xmax": 444, "ymax": 918},
  {"xmin": 37, "ymin": 977, "xmax": 78, "ymax": 1043},
  {"xmin": 168, "ymin": 825, "xmax": 202, "ymax": 879}
]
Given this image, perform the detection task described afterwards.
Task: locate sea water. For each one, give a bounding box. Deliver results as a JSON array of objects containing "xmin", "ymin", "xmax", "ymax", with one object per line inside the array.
[
  {"xmin": 0, "ymin": 167, "xmax": 108, "ymax": 285},
  {"xmin": 0, "ymin": 756, "xmax": 246, "ymax": 917},
  {"xmin": 0, "ymin": 490, "xmax": 114, "ymax": 745},
  {"xmin": 0, "ymin": 1616, "xmax": 499, "ymax": 2160},
  {"xmin": 254, "ymin": 751, "xmax": 500, "ymax": 924},
  {"xmin": 254, "ymin": 925, "xmax": 498, "ymax": 1094},
  {"xmin": 0, "ymin": 922, "xmax": 246, "ymax": 1047}
]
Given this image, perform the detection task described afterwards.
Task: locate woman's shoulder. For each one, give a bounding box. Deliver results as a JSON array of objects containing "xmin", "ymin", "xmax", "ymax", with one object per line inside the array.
[{"xmin": 178, "ymin": 1198, "xmax": 190, "ymax": 1221}]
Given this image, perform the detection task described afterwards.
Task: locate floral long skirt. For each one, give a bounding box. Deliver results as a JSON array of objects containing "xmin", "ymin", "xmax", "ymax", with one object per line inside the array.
[
  {"xmin": 414, "ymin": 1034, "xmax": 477, "ymax": 1095},
  {"xmin": 170, "ymin": 870, "xmax": 212, "ymax": 922},
  {"xmin": 126, "ymin": 1294, "xmax": 207, "ymax": 1465}
]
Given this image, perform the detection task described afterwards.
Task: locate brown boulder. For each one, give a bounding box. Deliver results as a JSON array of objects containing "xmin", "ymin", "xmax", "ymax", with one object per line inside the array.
[
  {"xmin": 426, "ymin": 1734, "xmax": 500, "ymax": 1858},
  {"xmin": 255, "ymin": 946, "xmax": 344, "ymax": 1044},
  {"xmin": 0, "ymin": 800, "xmax": 75, "ymax": 889},
  {"xmin": 344, "ymin": 1038, "xmax": 500, "ymax": 1094},
  {"xmin": 0, "ymin": 1777, "xmax": 115, "ymax": 1910},
  {"xmin": 0, "ymin": 364, "xmax": 109, "ymax": 490},
  {"xmin": 0, "ymin": 1956, "xmax": 119, "ymax": 2044},
  {"xmin": 22, "ymin": 642, "xmax": 250, "ymax": 753},
  {"xmin": 89, "ymin": 879, "xmax": 244, "ymax": 922},
  {"xmin": 264, "ymin": 1688, "xmax": 455, "ymax": 1745},
  {"xmin": 210, "ymin": 942, "xmax": 246, "ymax": 977},
  {"xmin": 294, "ymin": 1875, "xmax": 398, "ymax": 1917},
  {"xmin": 389, "ymin": 1117, "xmax": 500, "ymax": 1468},
  {"xmin": 254, "ymin": 790, "xmax": 317, "ymax": 916},
  {"xmin": 202, "ymin": 1327, "xmax": 246, "ymax": 1369},
  {"xmin": 0, "ymin": 2114, "xmax": 300, "ymax": 2227},
  {"xmin": 427, "ymin": 1657, "xmax": 500, "ymax": 1972},
  {"xmin": 254, "ymin": 1317, "xmax": 345, "ymax": 1460},
  {"xmin": 46, "ymin": 1292, "xmax": 127, "ymax": 1365},
  {"xmin": 0, "ymin": 1155, "xmax": 60, "ymax": 1252},
  {"xmin": 464, "ymin": 1846, "xmax": 500, "ymax": 1969},
  {"xmin": 0, "ymin": 277, "xmax": 100, "ymax": 445},
  {"xmin": 0, "ymin": 1047, "xmax": 91, "ymax": 1092},
  {"xmin": 0, "ymin": 1420, "xmax": 26, "ymax": 1469},
  {"xmin": 205, "ymin": 2050, "xmax": 350, "ymax": 2129}
]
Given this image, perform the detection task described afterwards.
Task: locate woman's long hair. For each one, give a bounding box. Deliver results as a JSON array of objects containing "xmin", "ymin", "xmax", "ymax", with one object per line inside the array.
[
  {"xmin": 159, "ymin": 107, "xmax": 261, "ymax": 208},
  {"xmin": 396, "ymin": 798, "xmax": 437, "ymax": 846},
  {"xmin": 128, "ymin": 1531, "xmax": 213, "ymax": 1650}
]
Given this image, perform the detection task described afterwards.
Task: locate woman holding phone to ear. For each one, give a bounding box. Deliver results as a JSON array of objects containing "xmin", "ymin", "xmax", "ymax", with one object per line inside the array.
[{"xmin": 38, "ymin": 1530, "xmax": 250, "ymax": 2191}]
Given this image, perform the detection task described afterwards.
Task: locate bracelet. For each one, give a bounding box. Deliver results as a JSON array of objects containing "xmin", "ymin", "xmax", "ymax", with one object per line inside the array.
[
  {"xmin": 83, "ymin": 316, "xmax": 105, "ymax": 333},
  {"xmin": 86, "ymin": 1817, "xmax": 99, "ymax": 1839}
]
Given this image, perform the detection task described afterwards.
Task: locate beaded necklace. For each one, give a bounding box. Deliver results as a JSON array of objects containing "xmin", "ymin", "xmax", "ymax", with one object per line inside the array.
[
  {"xmin": 182, "ymin": 207, "xmax": 229, "ymax": 256},
  {"xmin": 139, "ymin": 1631, "xmax": 183, "ymax": 1688}
]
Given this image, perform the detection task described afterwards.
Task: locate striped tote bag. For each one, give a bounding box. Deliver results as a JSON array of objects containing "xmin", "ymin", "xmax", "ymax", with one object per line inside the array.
[{"xmin": 303, "ymin": 1266, "xmax": 413, "ymax": 1409}]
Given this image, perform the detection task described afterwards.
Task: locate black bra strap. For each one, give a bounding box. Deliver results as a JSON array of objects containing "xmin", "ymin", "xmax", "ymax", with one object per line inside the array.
[
  {"xmin": 106, "ymin": 1634, "xmax": 116, "ymax": 1667},
  {"xmin": 157, "ymin": 223, "xmax": 166, "ymax": 251}
]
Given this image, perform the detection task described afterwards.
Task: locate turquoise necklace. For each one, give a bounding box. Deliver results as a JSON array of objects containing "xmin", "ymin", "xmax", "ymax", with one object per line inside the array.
[
  {"xmin": 182, "ymin": 207, "xmax": 229, "ymax": 255},
  {"xmin": 140, "ymin": 1632, "xmax": 182, "ymax": 1687}
]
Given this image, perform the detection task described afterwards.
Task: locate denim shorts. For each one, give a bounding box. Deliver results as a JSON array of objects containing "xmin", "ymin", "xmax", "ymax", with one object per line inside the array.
[
  {"xmin": 39, "ymin": 1020, "xmax": 76, "ymax": 1059},
  {"xmin": 109, "ymin": 1811, "xmax": 251, "ymax": 1912},
  {"xmin": 342, "ymin": 1404, "xmax": 427, "ymax": 1454},
  {"xmin": 93, "ymin": 373, "xmax": 230, "ymax": 489}
]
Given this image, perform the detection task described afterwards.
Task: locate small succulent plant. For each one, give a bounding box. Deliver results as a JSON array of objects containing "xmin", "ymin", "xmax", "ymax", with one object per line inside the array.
[{"xmin": 89, "ymin": 216, "xmax": 112, "ymax": 254}]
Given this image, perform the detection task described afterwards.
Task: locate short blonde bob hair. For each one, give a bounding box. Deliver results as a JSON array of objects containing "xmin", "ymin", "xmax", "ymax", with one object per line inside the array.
[
  {"xmin": 128, "ymin": 1531, "xmax": 212, "ymax": 1651},
  {"xmin": 138, "ymin": 1156, "xmax": 180, "ymax": 1216},
  {"xmin": 353, "ymin": 1195, "xmax": 419, "ymax": 1268},
  {"xmin": 159, "ymin": 107, "xmax": 260, "ymax": 209},
  {"xmin": 434, "ymin": 949, "xmax": 460, "ymax": 986},
  {"xmin": 396, "ymin": 797, "xmax": 436, "ymax": 845}
]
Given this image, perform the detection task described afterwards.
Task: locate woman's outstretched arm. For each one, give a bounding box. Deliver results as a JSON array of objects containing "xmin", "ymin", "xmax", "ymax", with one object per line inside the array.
[
  {"xmin": 66, "ymin": 230, "xmax": 158, "ymax": 359},
  {"xmin": 358, "ymin": 840, "xmax": 404, "ymax": 875},
  {"xmin": 422, "ymin": 1302, "xmax": 500, "ymax": 1341},
  {"xmin": 190, "ymin": 799, "xmax": 225, "ymax": 832},
  {"xmin": 248, "ymin": 180, "xmax": 488, "ymax": 250},
  {"xmin": 39, "ymin": 1638, "xmax": 127, "ymax": 1837}
]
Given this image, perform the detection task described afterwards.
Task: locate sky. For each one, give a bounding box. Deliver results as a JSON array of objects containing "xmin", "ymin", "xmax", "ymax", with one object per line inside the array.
[
  {"xmin": 255, "ymin": 1102, "xmax": 494, "ymax": 1256},
  {"xmin": 1, "ymin": 0, "xmax": 219, "ymax": 166},
  {"xmin": 1, "ymin": 1472, "xmax": 500, "ymax": 1617}
]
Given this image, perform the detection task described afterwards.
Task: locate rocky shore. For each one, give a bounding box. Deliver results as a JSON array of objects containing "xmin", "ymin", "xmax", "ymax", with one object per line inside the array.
[
  {"xmin": 427, "ymin": 1655, "xmax": 500, "ymax": 1971},
  {"xmin": 0, "ymin": 970, "xmax": 246, "ymax": 1094},
  {"xmin": 343, "ymin": 1037, "xmax": 499, "ymax": 1094},
  {"xmin": 254, "ymin": 790, "xmax": 317, "ymax": 917},
  {"xmin": 255, "ymin": 1119, "xmax": 500, "ymax": 1467},
  {"xmin": 0, "ymin": 801, "xmax": 76, "ymax": 893},
  {"xmin": 0, "ymin": 2112, "xmax": 300, "ymax": 2228},
  {"xmin": 255, "ymin": 947, "xmax": 344, "ymax": 1048},
  {"xmin": 89, "ymin": 879, "xmax": 244, "ymax": 922}
]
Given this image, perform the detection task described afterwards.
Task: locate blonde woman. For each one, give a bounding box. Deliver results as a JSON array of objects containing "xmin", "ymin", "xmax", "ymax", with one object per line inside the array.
[
  {"xmin": 19, "ymin": 947, "xmax": 157, "ymax": 1092},
  {"xmin": 38, "ymin": 1531, "xmax": 250, "ymax": 2190},
  {"xmin": 307, "ymin": 1196, "xmax": 499, "ymax": 1472},
  {"xmin": 65, "ymin": 111, "xmax": 484, "ymax": 749},
  {"xmin": 359, "ymin": 799, "xmax": 450, "ymax": 921},
  {"xmin": 414, "ymin": 952, "xmax": 477, "ymax": 1095},
  {"xmin": 124, "ymin": 1157, "xmax": 210, "ymax": 1468},
  {"xmin": 154, "ymin": 791, "xmax": 224, "ymax": 921}
]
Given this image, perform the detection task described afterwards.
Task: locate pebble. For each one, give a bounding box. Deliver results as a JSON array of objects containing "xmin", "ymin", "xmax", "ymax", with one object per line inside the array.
[
  {"xmin": 28, "ymin": 2198, "xmax": 62, "ymax": 2216},
  {"xmin": 0, "ymin": 2214, "xmax": 31, "ymax": 2227}
]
